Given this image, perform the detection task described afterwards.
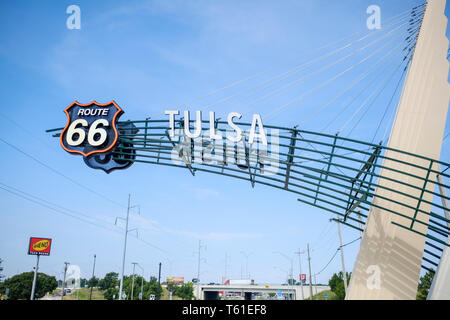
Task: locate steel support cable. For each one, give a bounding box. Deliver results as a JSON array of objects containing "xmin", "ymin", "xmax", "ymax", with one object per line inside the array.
[
  {"xmin": 0, "ymin": 183, "xmax": 169, "ymax": 254},
  {"xmin": 342, "ymin": 57, "xmax": 409, "ymax": 140},
  {"xmin": 183, "ymin": 7, "xmax": 420, "ymax": 112},
  {"xmin": 261, "ymin": 28, "xmax": 409, "ymax": 121},
  {"xmin": 338, "ymin": 58, "xmax": 407, "ymax": 135},
  {"xmin": 295, "ymin": 40, "xmax": 406, "ymax": 128},
  {"xmin": 292, "ymin": 51, "xmax": 406, "ymax": 161},
  {"xmin": 370, "ymin": 66, "xmax": 408, "ymax": 144},
  {"xmin": 244, "ymin": 24, "xmax": 410, "ymax": 119},
  {"xmin": 380, "ymin": 73, "xmax": 407, "ymax": 144},
  {"xmin": 248, "ymin": 48, "xmax": 407, "ymax": 177},
  {"xmin": 198, "ymin": 13, "xmax": 415, "ymax": 113},
  {"xmin": 0, "ymin": 137, "xmax": 126, "ymax": 209}
]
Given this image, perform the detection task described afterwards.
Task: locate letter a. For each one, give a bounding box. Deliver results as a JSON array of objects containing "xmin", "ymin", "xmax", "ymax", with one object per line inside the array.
[
  {"xmin": 66, "ymin": 5, "xmax": 81, "ymax": 30},
  {"xmin": 366, "ymin": 5, "xmax": 381, "ymax": 30}
]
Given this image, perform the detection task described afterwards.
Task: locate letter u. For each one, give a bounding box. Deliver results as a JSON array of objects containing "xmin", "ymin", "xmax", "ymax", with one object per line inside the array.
[{"xmin": 184, "ymin": 111, "xmax": 202, "ymax": 138}]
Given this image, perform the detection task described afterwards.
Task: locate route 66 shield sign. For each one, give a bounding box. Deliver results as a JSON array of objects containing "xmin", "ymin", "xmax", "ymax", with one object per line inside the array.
[{"xmin": 60, "ymin": 101, "xmax": 123, "ymax": 157}]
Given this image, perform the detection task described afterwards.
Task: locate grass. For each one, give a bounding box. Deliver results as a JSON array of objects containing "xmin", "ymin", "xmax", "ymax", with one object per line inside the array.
[
  {"xmin": 160, "ymin": 287, "xmax": 183, "ymax": 300},
  {"xmin": 62, "ymin": 288, "xmax": 105, "ymax": 300},
  {"xmin": 305, "ymin": 290, "xmax": 339, "ymax": 300}
]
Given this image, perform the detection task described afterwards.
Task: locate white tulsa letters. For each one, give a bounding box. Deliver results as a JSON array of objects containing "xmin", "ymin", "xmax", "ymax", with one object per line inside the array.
[{"xmin": 164, "ymin": 110, "xmax": 267, "ymax": 146}]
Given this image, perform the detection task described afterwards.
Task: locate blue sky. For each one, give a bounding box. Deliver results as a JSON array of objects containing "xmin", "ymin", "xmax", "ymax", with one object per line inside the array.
[{"xmin": 0, "ymin": 0, "xmax": 449, "ymax": 286}]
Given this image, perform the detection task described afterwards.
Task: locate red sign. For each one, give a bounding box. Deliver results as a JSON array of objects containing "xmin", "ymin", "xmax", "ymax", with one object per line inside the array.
[
  {"xmin": 299, "ymin": 274, "xmax": 306, "ymax": 283},
  {"xmin": 28, "ymin": 237, "xmax": 52, "ymax": 256}
]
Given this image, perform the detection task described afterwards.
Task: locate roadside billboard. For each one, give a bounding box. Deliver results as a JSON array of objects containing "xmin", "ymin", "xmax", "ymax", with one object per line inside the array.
[
  {"xmin": 28, "ymin": 237, "xmax": 52, "ymax": 256},
  {"xmin": 166, "ymin": 276, "xmax": 184, "ymax": 284}
]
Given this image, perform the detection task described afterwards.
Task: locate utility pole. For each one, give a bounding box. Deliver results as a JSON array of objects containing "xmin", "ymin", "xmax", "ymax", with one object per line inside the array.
[
  {"xmin": 240, "ymin": 251, "xmax": 252, "ymax": 279},
  {"xmin": 157, "ymin": 262, "xmax": 161, "ymax": 300},
  {"xmin": 61, "ymin": 262, "xmax": 69, "ymax": 300},
  {"xmin": 273, "ymin": 251, "xmax": 294, "ymax": 300},
  {"xmin": 334, "ymin": 219, "xmax": 348, "ymax": 296},
  {"xmin": 131, "ymin": 262, "xmax": 137, "ymax": 300},
  {"xmin": 30, "ymin": 255, "xmax": 40, "ymax": 300},
  {"xmin": 116, "ymin": 194, "xmax": 139, "ymax": 300},
  {"xmin": 294, "ymin": 249, "xmax": 305, "ymax": 300},
  {"xmin": 133, "ymin": 263, "xmax": 144, "ymax": 300},
  {"xmin": 195, "ymin": 240, "xmax": 206, "ymax": 300},
  {"xmin": 89, "ymin": 254, "xmax": 96, "ymax": 300},
  {"xmin": 224, "ymin": 253, "xmax": 227, "ymax": 284},
  {"xmin": 307, "ymin": 244, "xmax": 313, "ymax": 300},
  {"xmin": 314, "ymin": 274, "xmax": 318, "ymax": 297}
]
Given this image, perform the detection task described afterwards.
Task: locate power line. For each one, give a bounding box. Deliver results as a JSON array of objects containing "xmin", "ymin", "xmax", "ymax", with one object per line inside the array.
[
  {"xmin": 0, "ymin": 182, "xmax": 168, "ymax": 254},
  {"xmin": 0, "ymin": 136, "xmax": 126, "ymax": 208},
  {"xmin": 343, "ymin": 58, "xmax": 409, "ymax": 139},
  {"xmin": 314, "ymin": 237, "xmax": 361, "ymax": 276}
]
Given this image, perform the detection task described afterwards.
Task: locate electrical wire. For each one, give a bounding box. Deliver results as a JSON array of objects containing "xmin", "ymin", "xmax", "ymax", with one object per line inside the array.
[
  {"xmin": 314, "ymin": 237, "xmax": 361, "ymax": 276},
  {"xmin": 0, "ymin": 182, "xmax": 169, "ymax": 254},
  {"xmin": 0, "ymin": 136, "xmax": 126, "ymax": 209}
]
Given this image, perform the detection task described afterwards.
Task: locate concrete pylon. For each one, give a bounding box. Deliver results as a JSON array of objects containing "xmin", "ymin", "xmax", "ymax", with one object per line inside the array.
[{"xmin": 347, "ymin": 0, "xmax": 450, "ymax": 300}]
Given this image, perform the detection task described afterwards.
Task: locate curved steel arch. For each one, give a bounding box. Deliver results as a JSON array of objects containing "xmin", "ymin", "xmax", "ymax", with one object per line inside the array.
[{"xmin": 48, "ymin": 118, "xmax": 450, "ymax": 270}]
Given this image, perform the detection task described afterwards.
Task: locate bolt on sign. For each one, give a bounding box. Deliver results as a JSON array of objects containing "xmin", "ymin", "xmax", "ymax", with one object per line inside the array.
[{"xmin": 28, "ymin": 237, "xmax": 52, "ymax": 256}]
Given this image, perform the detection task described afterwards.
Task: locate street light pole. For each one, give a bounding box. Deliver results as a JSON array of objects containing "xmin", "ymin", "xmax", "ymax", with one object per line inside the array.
[
  {"xmin": 240, "ymin": 251, "xmax": 252, "ymax": 279},
  {"xmin": 131, "ymin": 262, "xmax": 137, "ymax": 300},
  {"xmin": 157, "ymin": 262, "xmax": 162, "ymax": 300},
  {"xmin": 89, "ymin": 254, "xmax": 96, "ymax": 300},
  {"xmin": 307, "ymin": 244, "xmax": 313, "ymax": 300},
  {"xmin": 195, "ymin": 240, "xmax": 206, "ymax": 300},
  {"xmin": 134, "ymin": 263, "xmax": 144, "ymax": 300},
  {"xmin": 116, "ymin": 194, "xmax": 139, "ymax": 300},
  {"xmin": 294, "ymin": 249, "xmax": 305, "ymax": 300},
  {"xmin": 273, "ymin": 251, "xmax": 294, "ymax": 300},
  {"xmin": 61, "ymin": 262, "xmax": 69, "ymax": 300}
]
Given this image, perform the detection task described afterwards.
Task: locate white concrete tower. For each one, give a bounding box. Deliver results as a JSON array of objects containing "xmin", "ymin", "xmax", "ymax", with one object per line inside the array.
[{"xmin": 347, "ymin": 0, "xmax": 450, "ymax": 299}]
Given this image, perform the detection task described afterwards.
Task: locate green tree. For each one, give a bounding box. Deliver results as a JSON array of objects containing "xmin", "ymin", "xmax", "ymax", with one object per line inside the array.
[
  {"xmin": 0, "ymin": 272, "xmax": 57, "ymax": 300},
  {"xmin": 143, "ymin": 277, "xmax": 162, "ymax": 300},
  {"xmin": 88, "ymin": 276, "xmax": 99, "ymax": 288},
  {"xmin": 98, "ymin": 272, "xmax": 119, "ymax": 291},
  {"xmin": 104, "ymin": 287, "xmax": 119, "ymax": 300},
  {"xmin": 328, "ymin": 271, "xmax": 350, "ymax": 300},
  {"xmin": 166, "ymin": 281, "xmax": 177, "ymax": 296},
  {"xmin": 175, "ymin": 282, "xmax": 195, "ymax": 300},
  {"xmin": 80, "ymin": 278, "xmax": 88, "ymax": 288},
  {"xmin": 416, "ymin": 269, "xmax": 435, "ymax": 300}
]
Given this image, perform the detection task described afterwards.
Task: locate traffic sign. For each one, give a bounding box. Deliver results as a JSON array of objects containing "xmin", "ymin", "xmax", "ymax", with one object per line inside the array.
[{"xmin": 299, "ymin": 274, "xmax": 306, "ymax": 283}]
